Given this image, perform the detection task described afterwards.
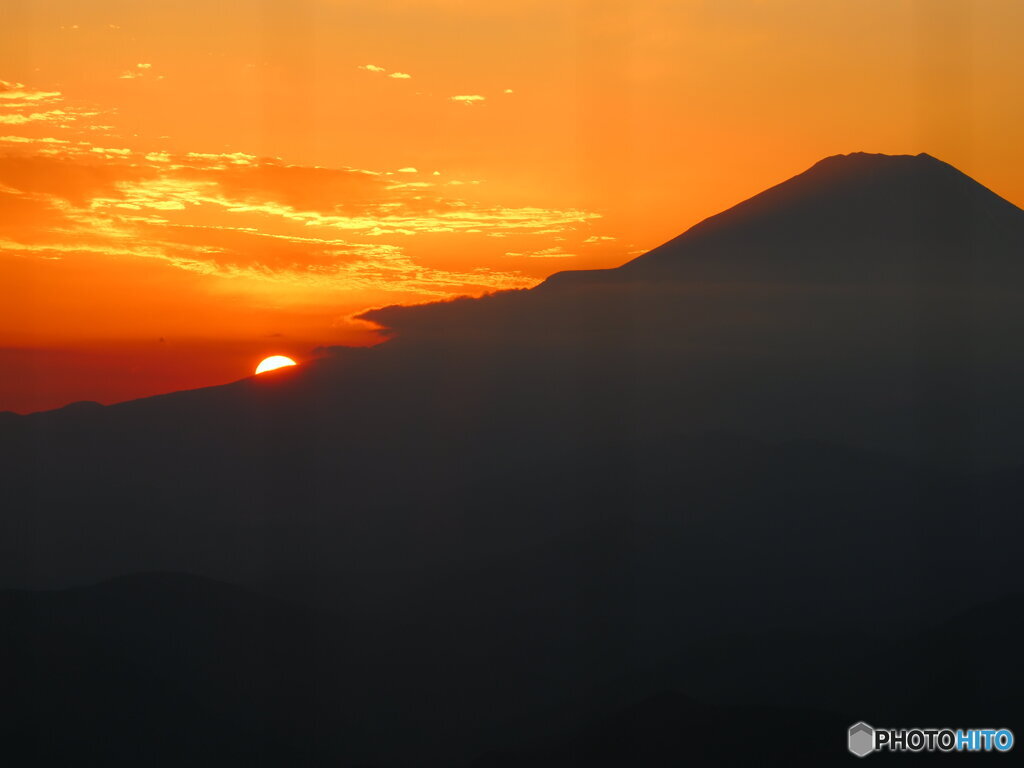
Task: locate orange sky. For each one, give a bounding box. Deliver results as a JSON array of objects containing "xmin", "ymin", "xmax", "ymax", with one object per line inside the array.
[{"xmin": 1, "ymin": 0, "xmax": 1022, "ymax": 413}]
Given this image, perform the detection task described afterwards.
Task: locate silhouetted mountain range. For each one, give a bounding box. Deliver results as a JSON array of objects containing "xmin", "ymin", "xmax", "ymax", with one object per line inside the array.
[{"xmin": 3, "ymin": 152, "xmax": 1024, "ymax": 765}]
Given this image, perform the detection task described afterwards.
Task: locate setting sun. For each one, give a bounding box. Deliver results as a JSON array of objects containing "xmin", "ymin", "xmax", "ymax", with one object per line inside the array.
[{"xmin": 255, "ymin": 356, "xmax": 297, "ymax": 375}]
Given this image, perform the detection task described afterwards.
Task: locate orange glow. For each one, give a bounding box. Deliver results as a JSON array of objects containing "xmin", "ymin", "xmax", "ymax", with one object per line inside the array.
[
  {"xmin": 255, "ymin": 356, "xmax": 297, "ymax": 375},
  {"xmin": 1, "ymin": 1, "xmax": 1022, "ymax": 412}
]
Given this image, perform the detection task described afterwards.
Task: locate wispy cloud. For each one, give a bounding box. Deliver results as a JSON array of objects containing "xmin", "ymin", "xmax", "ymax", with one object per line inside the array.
[
  {"xmin": 0, "ymin": 141, "xmax": 600, "ymax": 301},
  {"xmin": 0, "ymin": 135, "xmax": 69, "ymax": 144},
  {"xmin": 0, "ymin": 79, "xmax": 104, "ymax": 130},
  {"xmin": 0, "ymin": 112, "xmax": 68, "ymax": 125},
  {"xmin": 359, "ymin": 63, "xmax": 413, "ymax": 81},
  {"xmin": 90, "ymin": 147, "xmax": 133, "ymax": 157},
  {"xmin": 451, "ymin": 94, "xmax": 486, "ymax": 105},
  {"xmin": 0, "ymin": 77, "xmax": 603, "ymax": 309},
  {"xmin": 119, "ymin": 62, "xmax": 162, "ymax": 80},
  {"xmin": 0, "ymin": 82, "xmax": 62, "ymax": 104},
  {"xmin": 186, "ymin": 151, "xmax": 258, "ymax": 167},
  {"xmin": 505, "ymin": 247, "xmax": 576, "ymax": 259}
]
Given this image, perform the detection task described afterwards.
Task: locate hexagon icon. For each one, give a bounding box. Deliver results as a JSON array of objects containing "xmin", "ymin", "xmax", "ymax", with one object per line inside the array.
[{"xmin": 848, "ymin": 722, "xmax": 875, "ymax": 757}]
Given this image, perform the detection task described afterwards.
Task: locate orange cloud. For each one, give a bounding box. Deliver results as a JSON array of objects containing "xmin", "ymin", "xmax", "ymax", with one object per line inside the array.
[
  {"xmin": 359, "ymin": 64, "xmax": 413, "ymax": 81},
  {"xmin": 0, "ymin": 80, "xmax": 104, "ymax": 131},
  {"xmin": 0, "ymin": 136, "xmax": 604, "ymax": 308},
  {"xmin": 505, "ymin": 247, "xmax": 576, "ymax": 259},
  {"xmin": 0, "ymin": 81, "xmax": 62, "ymax": 104}
]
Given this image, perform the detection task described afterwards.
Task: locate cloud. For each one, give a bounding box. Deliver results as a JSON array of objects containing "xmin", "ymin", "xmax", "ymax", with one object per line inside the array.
[
  {"xmin": 0, "ymin": 81, "xmax": 62, "ymax": 105},
  {"xmin": 0, "ymin": 143, "xmax": 601, "ymax": 303},
  {"xmin": 119, "ymin": 63, "xmax": 163, "ymax": 81},
  {"xmin": 0, "ymin": 135, "xmax": 69, "ymax": 145},
  {"xmin": 506, "ymin": 247, "xmax": 577, "ymax": 259},
  {"xmin": 359, "ymin": 64, "xmax": 413, "ymax": 81},
  {"xmin": 0, "ymin": 226, "xmax": 532, "ymax": 298},
  {"xmin": 186, "ymin": 151, "xmax": 258, "ymax": 167},
  {"xmin": 504, "ymin": 89, "xmax": 514, "ymax": 94},
  {"xmin": 0, "ymin": 79, "xmax": 105, "ymax": 132},
  {"xmin": 0, "ymin": 154, "xmax": 154, "ymax": 205},
  {"xmin": 0, "ymin": 78, "xmax": 605, "ymax": 311},
  {"xmin": 451, "ymin": 95, "xmax": 486, "ymax": 104},
  {"xmin": 0, "ymin": 111, "xmax": 69, "ymax": 125},
  {"xmin": 384, "ymin": 181, "xmax": 433, "ymax": 191}
]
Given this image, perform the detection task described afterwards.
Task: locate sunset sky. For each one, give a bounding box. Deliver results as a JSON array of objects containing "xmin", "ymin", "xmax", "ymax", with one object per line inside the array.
[{"xmin": 2, "ymin": 0, "xmax": 1022, "ymax": 412}]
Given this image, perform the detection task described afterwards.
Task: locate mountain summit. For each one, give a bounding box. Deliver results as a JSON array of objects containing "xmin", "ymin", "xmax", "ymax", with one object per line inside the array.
[{"xmin": 542, "ymin": 152, "xmax": 1024, "ymax": 288}]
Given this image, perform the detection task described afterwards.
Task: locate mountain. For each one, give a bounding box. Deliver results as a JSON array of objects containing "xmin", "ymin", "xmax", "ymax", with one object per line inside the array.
[
  {"xmin": 3, "ymin": 152, "xmax": 1024, "ymax": 765},
  {"xmin": 540, "ymin": 152, "xmax": 1024, "ymax": 288},
  {"xmin": 358, "ymin": 152, "xmax": 1024, "ymax": 467}
]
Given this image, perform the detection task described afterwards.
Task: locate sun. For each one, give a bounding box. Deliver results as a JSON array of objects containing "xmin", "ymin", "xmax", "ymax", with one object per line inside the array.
[{"xmin": 255, "ymin": 355, "xmax": 297, "ymax": 375}]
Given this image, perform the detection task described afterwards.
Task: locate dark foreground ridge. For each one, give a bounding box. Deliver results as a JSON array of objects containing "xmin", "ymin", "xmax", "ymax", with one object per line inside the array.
[
  {"xmin": 4, "ymin": 573, "xmax": 1023, "ymax": 766},
  {"xmin": 3, "ymin": 153, "xmax": 1024, "ymax": 765}
]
